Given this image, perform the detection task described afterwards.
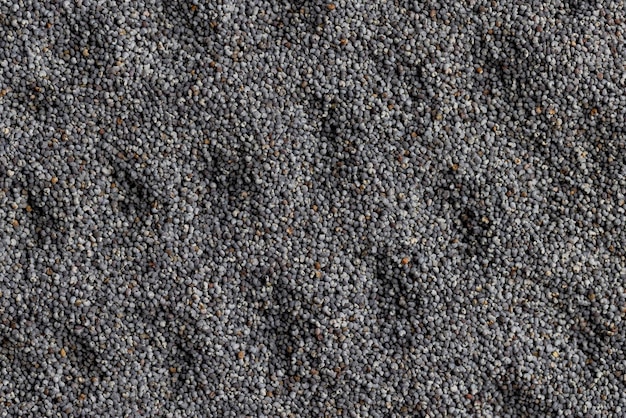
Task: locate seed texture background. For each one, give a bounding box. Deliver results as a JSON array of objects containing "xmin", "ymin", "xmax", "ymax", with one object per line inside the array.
[{"xmin": 0, "ymin": 1, "xmax": 625, "ymax": 416}]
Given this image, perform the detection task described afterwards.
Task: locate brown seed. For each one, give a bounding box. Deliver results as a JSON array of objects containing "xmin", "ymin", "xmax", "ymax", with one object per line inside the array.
[
  {"xmin": 475, "ymin": 67, "xmax": 483, "ymax": 74},
  {"xmin": 314, "ymin": 262, "xmax": 321, "ymax": 270},
  {"xmin": 327, "ymin": 3, "xmax": 336, "ymax": 10},
  {"xmin": 401, "ymin": 257, "xmax": 410, "ymax": 265},
  {"xmin": 590, "ymin": 108, "xmax": 598, "ymax": 116},
  {"xmin": 60, "ymin": 348, "xmax": 67, "ymax": 358},
  {"xmin": 451, "ymin": 163, "xmax": 459, "ymax": 171},
  {"xmin": 11, "ymin": 219, "xmax": 18, "ymax": 227},
  {"xmin": 169, "ymin": 367, "xmax": 177, "ymax": 373},
  {"xmin": 237, "ymin": 351, "xmax": 245, "ymax": 360},
  {"xmin": 51, "ymin": 177, "xmax": 58, "ymax": 184},
  {"xmin": 340, "ymin": 38, "xmax": 348, "ymax": 46}
]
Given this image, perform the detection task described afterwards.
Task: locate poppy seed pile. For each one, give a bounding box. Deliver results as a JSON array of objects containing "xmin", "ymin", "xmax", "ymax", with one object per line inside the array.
[{"xmin": 1, "ymin": 0, "xmax": 625, "ymax": 416}]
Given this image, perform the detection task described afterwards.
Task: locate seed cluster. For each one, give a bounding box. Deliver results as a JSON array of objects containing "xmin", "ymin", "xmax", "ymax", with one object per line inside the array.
[{"xmin": 1, "ymin": 0, "xmax": 625, "ymax": 416}]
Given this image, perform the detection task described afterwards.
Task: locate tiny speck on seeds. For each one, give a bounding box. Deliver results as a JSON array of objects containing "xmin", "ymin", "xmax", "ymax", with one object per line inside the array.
[
  {"xmin": 401, "ymin": 257, "xmax": 410, "ymax": 265},
  {"xmin": 51, "ymin": 177, "xmax": 59, "ymax": 184},
  {"xmin": 327, "ymin": 3, "xmax": 336, "ymax": 10},
  {"xmin": 238, "ymin": 351, "xmax": 245, "ymax": 360}
]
